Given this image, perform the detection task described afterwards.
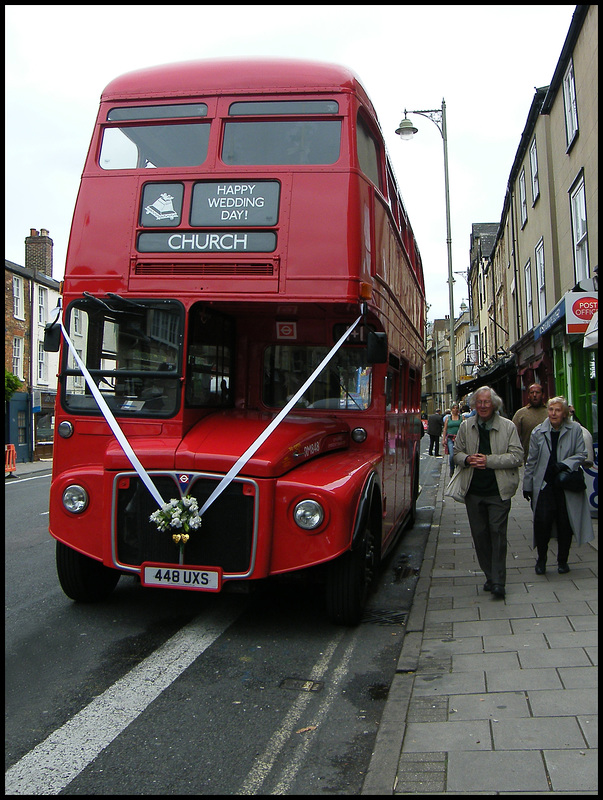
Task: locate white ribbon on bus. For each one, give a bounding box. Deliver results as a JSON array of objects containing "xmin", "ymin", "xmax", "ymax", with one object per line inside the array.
[{"xmin": 58, "ymin": 308, "xmax": 362, "ymax": 517}]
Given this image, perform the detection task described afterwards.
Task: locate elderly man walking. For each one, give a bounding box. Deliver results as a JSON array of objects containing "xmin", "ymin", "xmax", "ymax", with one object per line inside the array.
[{"xmin": 453, "ymin": 387, "xmax": 524, "ymax": 599}]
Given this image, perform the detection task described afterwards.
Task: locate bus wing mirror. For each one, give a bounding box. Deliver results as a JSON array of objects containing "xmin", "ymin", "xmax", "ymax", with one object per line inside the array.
[
  {"xmin": 44, "ymin": 322, "xmax": 61, "ymax": 352},
  {"xmin": 367, "ymin": 331, "xmax": 387, "ymax": 363}
]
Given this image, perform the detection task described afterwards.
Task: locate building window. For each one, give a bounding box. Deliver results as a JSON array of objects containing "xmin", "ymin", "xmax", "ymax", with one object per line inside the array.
[
  {"xmin": 38, "ymin": 286, "xmax": 48, "ymax": 325},
  {"xmin": 570, "ymin": 176, "xmax": 589, "ymax": 282},
  {"xmin": 12, "ymin": 337, "xmax": 24, "ymax": 379},
  {"xmin": 38, "ymin": 341, "xmax": 48, "ymax": 383},
  {"xmin": 562, "ymin": 59, "xmax": 579, "ymax": 147},
  {"xmin": 17, "ymin": 411, "xmax": 27, "ymax": 445},
  {"xmin": 519, "ymin": 168, "xmax": 528, "ymax": 227},
  {"xmin": 524, "ymin": 259, "xmax": 533, "ymax": 330},
  {"xmin": 73, "ymin": 308, "xmax": 82, "ymax": 336},
  {"xmin": 13, "ymin": 276, "xmax": 24, "ymax": 319},
  {"xmin": 535, "ymin": 239, "xmax": 546, "ymax": 320},
  {"xmin": 529, "ymin": 138, "xmax": 539, "ymax": 203}
]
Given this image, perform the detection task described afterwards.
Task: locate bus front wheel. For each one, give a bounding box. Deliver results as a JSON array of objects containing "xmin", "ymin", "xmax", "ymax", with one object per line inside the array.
[
  {"xmin": 325, "ymin": 522, "xmax": 377, "ymax": 626},
  {"xmin": 56, "ymin": 541, "xmax": 120, "ymax": 602}
]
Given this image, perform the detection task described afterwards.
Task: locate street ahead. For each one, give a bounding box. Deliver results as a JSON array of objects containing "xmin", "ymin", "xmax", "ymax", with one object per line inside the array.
[{"xmin": 5, "ymin": 447, "xmax": 439, "ymax": 795}]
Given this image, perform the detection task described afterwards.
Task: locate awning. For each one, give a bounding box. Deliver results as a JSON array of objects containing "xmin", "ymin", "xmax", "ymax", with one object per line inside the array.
[
  {"xmin": 584, "ymin": 310, "xmax": 598, "ymax": 348},
  {"xmin": 456, "ymin": 354, "xmax": 516, "ymax": 397}
]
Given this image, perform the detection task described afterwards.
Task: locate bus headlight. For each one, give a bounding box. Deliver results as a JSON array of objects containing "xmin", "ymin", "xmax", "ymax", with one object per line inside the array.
[
  {"xmin": 293, "ymin": 499, "xmax": 325, "ymax": 530},
  {"xmin": 62, "ymin": 484, "xmax": 89, "ymax": 514}
]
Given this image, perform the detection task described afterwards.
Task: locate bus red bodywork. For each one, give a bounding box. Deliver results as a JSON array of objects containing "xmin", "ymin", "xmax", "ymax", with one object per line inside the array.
[{"xmin": 47, "ymin": 59, "xmax": 426, "ymax": 624}]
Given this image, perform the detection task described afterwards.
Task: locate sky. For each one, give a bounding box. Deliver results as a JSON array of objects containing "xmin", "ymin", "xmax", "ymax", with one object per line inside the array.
[{"xmin": 5, "ymin": 4, "xmax": 577, "ymax": 320}]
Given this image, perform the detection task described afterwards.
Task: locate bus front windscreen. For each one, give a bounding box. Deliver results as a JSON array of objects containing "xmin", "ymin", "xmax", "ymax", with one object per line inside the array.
[{"xmin": 62, "ymin": 298, "xmax": 183, "ymax": 417}]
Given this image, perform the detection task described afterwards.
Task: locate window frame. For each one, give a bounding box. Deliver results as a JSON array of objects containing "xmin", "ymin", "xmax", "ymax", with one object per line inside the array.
[
  {"xmin": 519, "ymin": 168, "xmax": 528, "ymax": 227},
  {"xmin": 535, "ymin": 238, "xmax": 546, "ymax": 320},
  {"xmin": 569, "ymin": 175, "xmax": 589, "ymax": 283},
  {"xmin": 12, "ymin": 336, "xmax": 24, "ymax": 379},
  {"xmin": 524, "ymin": 259, "xmax": 533, "ymax": 330},
  {"xmin": 529, "ymin": 138, "xmax": 540, "ymax": 204},
  {"xmin": 13, "ymin": 276, "xmax": 24, "ymax": 319},
  {"xmin": 562, "ymin": 59, "xmax": 579, "ymax": 149}
]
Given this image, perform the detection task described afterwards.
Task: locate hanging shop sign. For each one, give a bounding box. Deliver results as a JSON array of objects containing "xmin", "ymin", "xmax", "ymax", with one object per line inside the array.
[{"xmin": 565, "ymin": 292, "xmax": 598, "ymax": 334}]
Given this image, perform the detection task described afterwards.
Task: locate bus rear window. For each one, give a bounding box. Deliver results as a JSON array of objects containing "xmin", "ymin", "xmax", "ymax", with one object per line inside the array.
[
  {"xmin": 100, "ymin": 123, "xmax": 210, "ymax": 169},
  {"xmin": 222, "ymin": 121, "xmax": 341, "ymax": 165}
]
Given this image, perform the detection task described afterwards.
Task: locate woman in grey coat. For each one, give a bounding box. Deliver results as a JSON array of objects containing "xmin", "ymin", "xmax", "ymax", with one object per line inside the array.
[{"xmin": 523, "ymin": 396, "xmax": 594, "ymax": 574}]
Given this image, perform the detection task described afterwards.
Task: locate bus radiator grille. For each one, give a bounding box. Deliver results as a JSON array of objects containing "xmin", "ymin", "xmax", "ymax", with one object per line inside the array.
[{"xmin": 115, "ymin": 474, "xmax": 255, "ymax": 573}]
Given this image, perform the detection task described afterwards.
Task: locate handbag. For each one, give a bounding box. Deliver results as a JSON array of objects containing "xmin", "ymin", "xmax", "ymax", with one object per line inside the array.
[
  {"xmin": 556, "ymin": 467, "xmax": 586, "ymax": 492},
  {"xmin": 444, "ymin": 467, "xmax": 466, "ymax": 503},
  {"xmin": 543, "ymin": 435, "xmax": 586, "ymax": 492}
]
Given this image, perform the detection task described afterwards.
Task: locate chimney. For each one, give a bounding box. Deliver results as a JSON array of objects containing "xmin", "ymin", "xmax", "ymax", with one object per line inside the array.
[{"xmin": 25, "ymin": 228, "xmax": 53, "ymax": 277}]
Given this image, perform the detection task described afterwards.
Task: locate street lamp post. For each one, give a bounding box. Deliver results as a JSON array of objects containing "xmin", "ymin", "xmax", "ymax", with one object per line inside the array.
[{"xmin": 396, "ymin": 100, "xmax": 456, "ymax": 403}]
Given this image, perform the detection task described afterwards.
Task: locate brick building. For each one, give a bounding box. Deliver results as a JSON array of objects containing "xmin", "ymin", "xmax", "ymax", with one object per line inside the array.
[{"xmin": 5, "ymin": 229, "xmax": 61, "ymax": 462}]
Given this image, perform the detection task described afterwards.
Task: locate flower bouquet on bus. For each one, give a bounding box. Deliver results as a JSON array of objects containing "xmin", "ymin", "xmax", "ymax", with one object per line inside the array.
[{"xmin": 149, "ymin": 496, "xmax": 203, "ymax": 548}]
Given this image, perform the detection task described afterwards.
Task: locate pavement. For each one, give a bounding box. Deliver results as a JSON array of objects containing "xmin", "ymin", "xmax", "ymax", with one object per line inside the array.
[
  {"xmin": 363, "ymin": 455, "xmax": 598, "ymax": 795},
  {"xmin": 7, "ymin": 457, "xmax": 598, "ymax": 794}
]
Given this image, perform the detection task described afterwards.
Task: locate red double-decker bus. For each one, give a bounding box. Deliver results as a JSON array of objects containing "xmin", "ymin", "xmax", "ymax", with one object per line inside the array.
[{"xmin": 46, "ymin": 58, "xmax": 425, "ymax": 624}]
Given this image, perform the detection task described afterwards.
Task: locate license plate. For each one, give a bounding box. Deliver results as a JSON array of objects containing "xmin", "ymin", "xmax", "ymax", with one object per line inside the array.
[{"xmin": 141, "ymin": 563, "xmax": 222, "ymax": 592}]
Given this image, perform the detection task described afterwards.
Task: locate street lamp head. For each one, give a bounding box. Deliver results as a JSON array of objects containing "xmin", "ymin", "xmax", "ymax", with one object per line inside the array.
[{"xmin": 395, "ymin": 116, "xmax": 418, "ymax": 140}]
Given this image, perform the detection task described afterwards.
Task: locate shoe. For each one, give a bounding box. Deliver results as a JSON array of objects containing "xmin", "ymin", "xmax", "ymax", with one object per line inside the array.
[
  {"xmin": 557, "ymin": 563, "xmax": 570, "ymax": 574},
  {"xmin": 483, "ymin": 580, "xmax": 492, "ymax": 592},
  {"xmin": 535, "ymin": 560, "xmax": 546, "ymax": 575},
  {"xmin": 491, "ymin": 584, "xmax": 505, "ymax": 599}
]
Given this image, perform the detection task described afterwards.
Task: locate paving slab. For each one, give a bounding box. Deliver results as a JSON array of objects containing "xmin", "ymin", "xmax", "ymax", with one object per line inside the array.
[
  {"xmin": 543, "ymin": 749, "xmax": 599, "ymax": 792},
  {"xmin": 577, "ymin": 715, "xmax": 598, "ymax": 747},
  {"xmin": 492, "ymin": 716, "xmax": 586, "ymax": 749},
  {"xmin": 526, "ymin": 687, "xmax": 598, "ymax": 716},
  {"xmin": 558, "ymin": 665, "xmax": 598, "ymax": 688},
  {"xmin": 448, "ymin": 690, "xmax": 530, "ymax": 720},
  {"xmin": 517, "ymin": 646, "xmax": 592, "ymax": 668},
  {"xmin": 485, "ymin": 667, "xmax": 564, "ymax": 692},
  {"xmin": 510, "ymin": 616, "xmax": 573, "ymax": 634},
  {"xmin": 403, "ymin": 720, "xmax": 491, "ymax": 751},
  {"xmin": 447, "ymin": 750, "xmax": 549, "ymax": 792},
  {"xmin": 544, "ymin": 630, "xmax": 598, "ymax": 648},
  {"xmin": 412, "ymin": 671, "xmax": 486, "ymax": 696},
  {"xmin": 451, "ymin": 651, "xmax": 520, "ymax": 672},
  {"xmin": 482, "ymin": 632, "xmax": 548, "ymax": 651}
]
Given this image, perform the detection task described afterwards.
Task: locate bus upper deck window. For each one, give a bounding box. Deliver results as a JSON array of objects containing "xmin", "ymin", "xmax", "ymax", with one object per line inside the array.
[
  {"xmin": 107, "ymin": 104, "xmax": 208, "ymax": 121},
  {"xmin": 223, "ymin": 100, "xmax": 341, "ymax": 166},
  {"xmin": 228, "ymin": 100, "xmax": 338, "ymax": 115},
  {"xmin": 100, "ymin": 123, "xmax": 210, "ymax": 170},
  {"xmin": 101, "ymin": 103, "xmax": 210, "ymax": 170},
  {"xmin": 222, "ymin": 121, "xmax": 341, "ymax": 166}
]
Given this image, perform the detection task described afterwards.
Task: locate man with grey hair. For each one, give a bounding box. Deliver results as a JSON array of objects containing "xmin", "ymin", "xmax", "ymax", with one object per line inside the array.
[{"xmin": 452, "ymin": 386, "xmax": 524, "ymax": 598}]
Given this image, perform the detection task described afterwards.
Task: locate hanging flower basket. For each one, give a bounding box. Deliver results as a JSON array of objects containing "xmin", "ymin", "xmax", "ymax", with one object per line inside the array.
[{"xmin": 149, "ymin": 496, "xmax": 203, "ymax": 545}]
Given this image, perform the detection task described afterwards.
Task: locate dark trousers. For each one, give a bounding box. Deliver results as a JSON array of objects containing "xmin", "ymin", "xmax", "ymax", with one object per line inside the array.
[
  {"xmin": 465, "ymin": 493, "xmax": 512, "ymax": 586},
  {"xmin": 533, "ymin": 482, "xmax": 573, "ymax": 564},
  {"xmin": 428, "ymin": 435, "xmax": 440, "ymax": 456}
]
